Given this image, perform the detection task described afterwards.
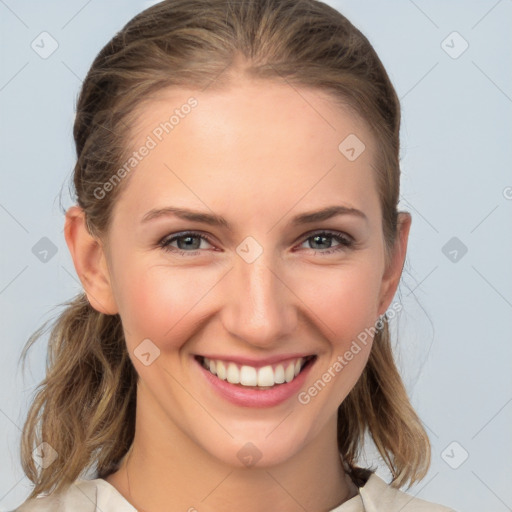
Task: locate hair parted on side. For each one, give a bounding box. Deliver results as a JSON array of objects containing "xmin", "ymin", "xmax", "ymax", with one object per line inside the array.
[{"xmin": 19, "ymin": 0, "xmax": 430, "ymax": 500}]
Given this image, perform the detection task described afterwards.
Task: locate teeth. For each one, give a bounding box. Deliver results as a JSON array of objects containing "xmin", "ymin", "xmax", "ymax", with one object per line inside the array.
[
  {"xmin": 227, "ymin": 362, "xmax": 240, "ymax": 384},
  {"xmin": 257, "ymin": 365, "xmax": 274, "ymax": 387},
  {"xmin": 216, "ymin": 360, "xmax": 226, "ymax": 380},
  {"xmin": 201, "ymin": 356, "xmax": 309, "ymax": 388},
  {"xmin": 285, "ymin": 362, "xmax": 295, "ymax": 383},
  {"xmin": 274, "ymin": 364, "xmax": 285, "ymax": 384},
  {"xmin": 240, "ymin": 366, "xmax": 257, "ymax": 386}
]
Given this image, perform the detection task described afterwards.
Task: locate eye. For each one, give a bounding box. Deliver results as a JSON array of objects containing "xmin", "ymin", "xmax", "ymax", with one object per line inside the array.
[
  {"xmin": 158, "ymin": 231, "xmax": 214, "ymax": 255},
  {"xmin": 297, "ymin": 230, "xmax": 354, "ymax": 255},
  {"xmin": 157, "ymin": 229, "xmax": 354, "ymax": 257}
]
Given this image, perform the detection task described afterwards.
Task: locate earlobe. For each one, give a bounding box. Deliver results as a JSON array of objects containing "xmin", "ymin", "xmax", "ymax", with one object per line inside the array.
[
  {"xmin": 377, "ymin": 212, "xmax": 412, "ymax": 317},
  {"xmin": 64, "ymin": 205, "xmax": 119, "ymax": 315}
]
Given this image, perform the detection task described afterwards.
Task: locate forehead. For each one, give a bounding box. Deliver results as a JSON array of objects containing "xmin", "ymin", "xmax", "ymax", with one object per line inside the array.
[{"xmin": 111, "ymin": 79, "xmax": 380, "ymax": 229}]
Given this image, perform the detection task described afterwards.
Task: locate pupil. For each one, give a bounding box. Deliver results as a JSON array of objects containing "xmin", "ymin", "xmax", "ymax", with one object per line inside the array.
[
  {"xmin": 178, "ymin": 236, "xmax": 200, "ymax": 250},
  {"xmin": 312, "ymin": 235, "xmax": 329, "ymax": 249}
]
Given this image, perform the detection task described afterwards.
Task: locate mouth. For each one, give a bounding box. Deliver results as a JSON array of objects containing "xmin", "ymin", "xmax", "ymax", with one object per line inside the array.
[{"xmin": 195, "ymin": 354, "xmax": 316, "ymax": 390}]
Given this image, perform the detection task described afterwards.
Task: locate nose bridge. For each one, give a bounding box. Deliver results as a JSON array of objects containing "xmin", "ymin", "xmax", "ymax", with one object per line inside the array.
[{"xmin": 222, "ymin": 245, "xmax": 296, "ymax": 347}]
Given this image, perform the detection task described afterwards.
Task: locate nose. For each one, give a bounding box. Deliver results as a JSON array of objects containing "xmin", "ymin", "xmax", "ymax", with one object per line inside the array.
[{"xmin": 220, "ymin": 248, "xmax": 298, "ymax": 349}]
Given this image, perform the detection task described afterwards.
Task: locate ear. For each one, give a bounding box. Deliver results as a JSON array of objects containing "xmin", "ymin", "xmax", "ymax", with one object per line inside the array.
[
  {"xmin": 64, "ymin": 205, "xmax": 118, "ymax": 315},
  {"xmin": 377, "ymin": 212, "xmax": 412, "ymax": 317}
]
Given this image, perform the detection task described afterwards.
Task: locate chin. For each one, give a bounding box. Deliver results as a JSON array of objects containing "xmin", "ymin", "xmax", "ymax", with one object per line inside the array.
[{"xmin": 191, "ymin": 421, "xmax": 314, "ymax": 470}]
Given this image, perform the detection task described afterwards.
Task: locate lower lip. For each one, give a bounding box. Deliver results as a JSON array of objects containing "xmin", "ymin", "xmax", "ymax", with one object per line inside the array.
[{"xmin": 195, "ymin": 357, "xmax": 315, "ymax": 408}]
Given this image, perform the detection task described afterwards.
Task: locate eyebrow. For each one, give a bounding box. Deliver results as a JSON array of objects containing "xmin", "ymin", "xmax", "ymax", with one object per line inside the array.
[{"xmin": 140, "ymin": 205, "xmax": 368, "ymax": 228}]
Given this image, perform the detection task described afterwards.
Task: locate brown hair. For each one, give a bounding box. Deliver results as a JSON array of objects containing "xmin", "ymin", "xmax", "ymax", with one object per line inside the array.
[{"xmin": 19, "ymin": 0, "xmax": 430, "ymax": 500}]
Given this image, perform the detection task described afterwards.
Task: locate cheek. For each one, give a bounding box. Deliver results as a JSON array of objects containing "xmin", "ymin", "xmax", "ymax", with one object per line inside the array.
[
  {"xmin": 111, "ymin": 247, "xmax": 384, "ymax": 359},
  {"xmin": 293, "ymin": 260, "xmax": 384, "ymax": 347},
  {"xmin": 293, "ymin": 264, "xmax": 383, "ymax": 413},
  {"xmin": 111, "ymin": 260, "xmax": 223, "ymax": 350}
]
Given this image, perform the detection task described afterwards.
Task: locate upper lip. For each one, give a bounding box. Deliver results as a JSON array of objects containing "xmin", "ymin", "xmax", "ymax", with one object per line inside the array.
[{"xmin": 195, "ymin": 353, "xmax": 316, "ymax": 368}]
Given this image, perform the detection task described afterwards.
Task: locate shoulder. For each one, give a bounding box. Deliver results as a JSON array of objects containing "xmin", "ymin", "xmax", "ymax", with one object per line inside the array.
[
  {"xmin": 13, "ymin": 479, "xmax": 122, "ymax": 512},
  {"xmin": 360, "ymin": 473, "xmax": 457, "ymax": 512}
]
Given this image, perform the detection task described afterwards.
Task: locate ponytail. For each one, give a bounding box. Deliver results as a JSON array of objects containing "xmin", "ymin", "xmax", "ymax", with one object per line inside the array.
[
  {"xmin": 338, "ymin": 317, "xmax": 430, "ymax": 489},
  {"xmin": 20, "ymin": 293, "xmax": 136, "ymax": 499}
]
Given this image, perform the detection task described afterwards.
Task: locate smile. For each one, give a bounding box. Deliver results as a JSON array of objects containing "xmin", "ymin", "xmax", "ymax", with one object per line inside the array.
[{"xmin": 199, "ymin": 355, "xmax": 315, "ymax": 389}]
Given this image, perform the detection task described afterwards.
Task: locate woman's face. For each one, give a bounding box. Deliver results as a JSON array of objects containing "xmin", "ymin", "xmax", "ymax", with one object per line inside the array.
[{"xmin": 89, "ymin": 79, "xmax": 409, "ymax": 468}]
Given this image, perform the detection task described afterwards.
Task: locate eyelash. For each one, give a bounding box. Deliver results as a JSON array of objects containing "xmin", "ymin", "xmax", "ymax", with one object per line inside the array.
[{"xmin": 158, "ymin": 230, "xmax": 354, "ymax": 257}]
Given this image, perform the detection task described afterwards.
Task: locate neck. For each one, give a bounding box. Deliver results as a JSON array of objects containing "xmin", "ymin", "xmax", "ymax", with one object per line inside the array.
[{"xmin": 105, "ymin": 389, "xmax": 358, "ymax": 512}]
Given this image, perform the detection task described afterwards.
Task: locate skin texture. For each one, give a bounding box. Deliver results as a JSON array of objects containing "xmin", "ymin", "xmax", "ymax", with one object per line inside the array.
[{"xmin": 64, "ymin": 78, "xmax": 411, "ymax": 512}]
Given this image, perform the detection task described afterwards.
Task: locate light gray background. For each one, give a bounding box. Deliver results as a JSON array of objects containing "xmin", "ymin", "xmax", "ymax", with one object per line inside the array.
[{"xmin": 1, "ymin": 1, "xmax": 511, "ymax": 511}]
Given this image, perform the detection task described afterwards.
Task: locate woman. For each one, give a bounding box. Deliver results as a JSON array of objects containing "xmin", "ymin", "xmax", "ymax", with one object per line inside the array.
[{"xmin": 15, "ymin": 0, "xmax": 456, "ymax": 510}]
